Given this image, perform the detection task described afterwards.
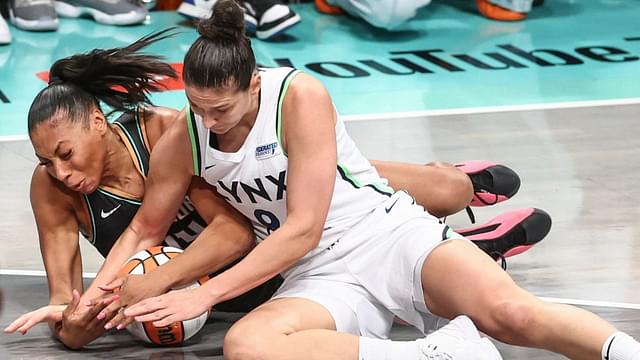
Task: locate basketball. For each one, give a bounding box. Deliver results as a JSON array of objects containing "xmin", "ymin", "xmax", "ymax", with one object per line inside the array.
[{"xmin": 118, "ymin": 246, "xmax": 210, "ymax": 346}]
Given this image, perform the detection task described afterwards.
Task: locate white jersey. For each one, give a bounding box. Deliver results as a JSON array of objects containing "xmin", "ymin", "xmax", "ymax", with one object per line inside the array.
[{"xmin": 186, "ymin": 67, "xmax": 394, "ymax": 276}]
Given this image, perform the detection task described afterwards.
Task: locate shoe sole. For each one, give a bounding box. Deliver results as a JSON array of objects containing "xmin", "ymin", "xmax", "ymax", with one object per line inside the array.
[
  {"xmin": 459, "ymin": 208, "xmax": 552, "ymax": 258},
  {"xmin": 256, "ymin": 13, "xmax": 300, "ymax": 40},
  {"xmin": 9, "ymin": 9, "xmax": 58, "ymax": 31},
  {"xmin": 54, "ymin": 1, "xmax": 147, "ymax": 25}
]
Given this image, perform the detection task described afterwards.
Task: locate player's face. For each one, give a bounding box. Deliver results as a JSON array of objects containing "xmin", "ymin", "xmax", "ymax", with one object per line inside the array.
[
  {"xmin": 30, "ymin": 108, "xmax": 108, "ymax": 194},
  {"xmin": 185, "ymin": 73, "xmax": 261, "ymax": 135}
]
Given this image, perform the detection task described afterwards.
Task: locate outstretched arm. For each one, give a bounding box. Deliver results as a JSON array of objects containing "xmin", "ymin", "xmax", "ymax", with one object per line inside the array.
[
  {"xmin": 4, "ymin": 168, "xmax": 115, "ymax": 348},
  {"xmin": 81, "ymin": 109, "xmax": 196, "ymax": 306},
  {"xmin": 125, "ymin": 73, "xmax": 338, "ymax": 325},
  {"xmin": 101, "ymin": 178, "xmax": 256, "ymax": 329}
]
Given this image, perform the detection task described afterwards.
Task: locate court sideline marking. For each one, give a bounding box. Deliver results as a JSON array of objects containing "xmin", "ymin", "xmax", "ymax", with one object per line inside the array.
[
  {"xmin": 2, "ymin": 269, "xmax": 639, "ymax": 311},
  {"xmin": 2, "ymin": 98, "xmax": 640, "ymax": 143}
]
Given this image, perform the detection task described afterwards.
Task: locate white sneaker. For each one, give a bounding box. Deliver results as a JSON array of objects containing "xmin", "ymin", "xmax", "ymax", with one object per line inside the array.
[
  {"xmin": 255, "ymin": 4, "xmax": 300, "ymax": 40},
  {"xmin": 417, "ymin": 315, "xmax": 503, "ymax": 360},
  {"xmin": 0, "ymin": 16, "xmax": 11, "ymax": 45},
  {"xmin": 177, "ymin": 0, "xmax": 217, "ymax": 20}
]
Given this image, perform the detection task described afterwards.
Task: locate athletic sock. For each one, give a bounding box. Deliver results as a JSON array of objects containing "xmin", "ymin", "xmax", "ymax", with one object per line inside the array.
[
  {"xmin": 602, "ymin": 332, "xmax": 640, "ymax": 360},
  {"xmin": 359, "ymin": 337, "xmax": 421, "ymax": 360}
]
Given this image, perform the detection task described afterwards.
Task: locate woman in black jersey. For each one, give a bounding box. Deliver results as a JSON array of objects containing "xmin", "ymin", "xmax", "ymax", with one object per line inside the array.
[
  {"xmin": 2, "ymin": 31, "xmax": 265, "ymax": 349},
  {"xmin": 5, "ymin": 31, "xmax": 547, "ymax": 349}
]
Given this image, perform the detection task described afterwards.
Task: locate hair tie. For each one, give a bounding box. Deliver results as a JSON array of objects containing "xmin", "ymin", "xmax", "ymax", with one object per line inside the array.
[{"xmin": 48, "ymin": 76, "xmax": 64, "ymax": 86}]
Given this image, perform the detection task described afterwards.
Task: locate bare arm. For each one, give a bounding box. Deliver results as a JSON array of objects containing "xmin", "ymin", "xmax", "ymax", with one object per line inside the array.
[
  {"xmin": 31, "ymin": 169, "xmax": 81, "ymax": 334},
  {"xmin": 12, "ymin": 167, "xmax": 98, "ymax": 347},
  {"xmin": 82, "ymin": 109, "xmax": 196, "ymax": 303},
  {"xmin": 143, "ymin": 178, "xmax": 255, "ymax": 289},
  {"xmin": 193, "ymin": 73, "xmax": 337, "ymax": 304}
]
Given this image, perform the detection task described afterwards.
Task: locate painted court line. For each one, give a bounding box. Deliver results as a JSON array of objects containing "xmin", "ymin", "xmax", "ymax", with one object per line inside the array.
[
  {"xmin": 539, "ymin": 297, "xmax": 640, "ymax": 311},
  {"xmin": 3, "ymin": 98, "xmax": 640, "ymax": 143},
  {"xmin": 2, "ymin": 269, "xmax": 639, "ymax": 310},
  {"xmin": 340, "ymin": 98, "xmax": 640, "ymax": 122},
  {"xmin": 0, "ymin": 135, "xmax": 29, "ymax": 143},
  {"xmin": 0, "ymin": 269, "xmax": 97, "ymax": 279}
]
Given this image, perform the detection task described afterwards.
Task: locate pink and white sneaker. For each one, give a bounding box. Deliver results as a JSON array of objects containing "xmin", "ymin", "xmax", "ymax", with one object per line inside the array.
[
  {"xmin": 456, "ymin": 208, "xmax": 552, "ymax": 266},
  {"xmin": 455, "ymin": 161, "xmax": 521, "ymax": 207}
]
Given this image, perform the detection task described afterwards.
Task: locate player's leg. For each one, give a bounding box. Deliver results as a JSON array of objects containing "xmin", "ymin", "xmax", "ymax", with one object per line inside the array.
[
  {"xmin": 372, "ymin": 160, "xmax": 473, "ymax": 218},
  {"xmin": 420, "ymin": 240, "xmax": 638, "ymax": 359}
]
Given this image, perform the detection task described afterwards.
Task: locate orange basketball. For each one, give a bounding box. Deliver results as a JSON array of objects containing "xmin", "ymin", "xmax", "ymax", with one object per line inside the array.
[{"xmin": 119, "ymin": 246, "xmax": 209, "ymax": 346}]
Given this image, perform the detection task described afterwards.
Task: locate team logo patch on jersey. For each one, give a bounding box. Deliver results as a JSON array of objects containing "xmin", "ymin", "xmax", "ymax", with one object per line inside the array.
[{"xmin": 255, "ymin": 142, "xmax": 280, "ymax": 160}]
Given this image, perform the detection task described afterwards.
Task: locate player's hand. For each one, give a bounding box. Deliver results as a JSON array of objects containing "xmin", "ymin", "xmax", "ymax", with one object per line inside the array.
[
  {"xmin": 95, "ymin": 274, "xmax": 170, "ymax": 330},
  {"xmin": 58, "ymin": 289, "xmax": 120, "ymax": 349},
  {"xmin": 3, "ymin": 304, "xmax": 66, "ymax": 334},
  {"xmin": 124, "ymin": 287, "xmax": 211, "ymax": 327}
]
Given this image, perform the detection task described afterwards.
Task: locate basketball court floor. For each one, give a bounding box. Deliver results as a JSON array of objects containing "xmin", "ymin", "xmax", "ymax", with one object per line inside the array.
[{"xmin": 1, "ymin": 1, "xmax": 639, "ymax": 359}]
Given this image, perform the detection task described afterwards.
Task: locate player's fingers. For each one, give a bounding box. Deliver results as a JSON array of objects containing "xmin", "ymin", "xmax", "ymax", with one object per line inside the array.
[
  {"xmin": 4, "ymin": 315, "xmax": 29, "ymax": 333},
  {"xmin": 98, "ymin": 278, "xmax": 124, "ymax": 292},
  {"xmin": 124, "ymin": 296, "xmax": 164, "ymax": 318},
  {"xmin": 95, "ymin": 295, "xmax": 121, "ymax": 320},
  {"xmin": 64, "ymin": 289, "xmax": 81, "ymax": 315},
  {"xmin": 116, "ymin": 316, "xmax": 135, "ymax": 330}
]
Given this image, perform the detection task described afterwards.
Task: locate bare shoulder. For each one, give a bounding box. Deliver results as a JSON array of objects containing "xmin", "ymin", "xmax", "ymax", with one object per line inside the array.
[
  {"xmin": 282, "ymin": 72, "xmax": 335, "ymax": 125},
  {"xmin": 285, "ymin": 72, "xmax": 331, "ymax": 105},
  {"xmin": 30, "ymin": 166, "xmax": 78, "ymax": 213},
  {"xmin": 142, "ymin": 106, "xmax": 182, "ymax": 150}
]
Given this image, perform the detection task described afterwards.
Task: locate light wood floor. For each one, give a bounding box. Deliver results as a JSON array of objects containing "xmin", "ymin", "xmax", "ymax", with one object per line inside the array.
[{"xmin": 1, "ymin": 105, "xmax": 639, "ymax": 359}]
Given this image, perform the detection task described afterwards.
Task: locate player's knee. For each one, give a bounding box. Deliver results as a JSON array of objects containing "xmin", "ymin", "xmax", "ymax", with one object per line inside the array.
[
  {"xmin": 224, "ymin": 322, "xmax": 273, "ymax": 360},
  {"xmin": 427, "ymin": 162, "xmax": 473, "ymax": 215},
  {"xmin": 484, "ymin": 298, "xmax": 539, "ymax": 344},
  {"xmin": 444, "ymin": 167, "xmax": 474, "ymax": 211}
]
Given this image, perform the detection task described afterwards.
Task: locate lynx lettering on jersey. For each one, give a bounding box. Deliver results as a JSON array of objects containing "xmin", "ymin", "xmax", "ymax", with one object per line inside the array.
[{"xmin": 217, "ymin": 170, "xmax": 287, "ymax": 204}]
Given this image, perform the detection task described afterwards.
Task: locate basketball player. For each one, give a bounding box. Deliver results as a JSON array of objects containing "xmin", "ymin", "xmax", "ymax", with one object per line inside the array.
[
  {"xmin": 110, "ymin": 1, "xmax": 637, "ymax": 359},
  {"xmin": 3, "ymin": 31, "xmax": 547, "ymax": 349}
]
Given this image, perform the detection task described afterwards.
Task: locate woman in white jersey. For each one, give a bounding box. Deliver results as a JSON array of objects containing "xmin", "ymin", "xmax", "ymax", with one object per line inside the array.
[
  {"xmin": 4, "ymin": 32, "xmax": 551, "ymax": 348},
  {"xmin": 108, "ymin": 1, "xmax": 639, "ymax": 359}
]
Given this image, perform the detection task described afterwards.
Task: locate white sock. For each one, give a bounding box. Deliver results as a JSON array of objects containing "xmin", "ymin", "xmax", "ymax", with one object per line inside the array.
[
  {"xmin": 602, "ymin": 332, "xmax": 640, "ymax": 360},
  {"xmin": 358, "ymin": 337, "xmax": 421, "ymax": 360}
]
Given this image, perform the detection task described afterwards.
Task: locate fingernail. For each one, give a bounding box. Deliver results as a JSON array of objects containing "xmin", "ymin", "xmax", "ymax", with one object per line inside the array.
[
  {"xmin": 84, "ymin": 300, "xmax": 91, "ymax": 306},
  {"xmin": 116, "ymin": 324, "xmax": 124, "ymax": 330},
  {"xmin": 96, "ymin": 312, "xmax": 105, "ymax": 320},
  {"xmin": 104, "ymin": 323, "xmax": 112, "ymax": 330}
]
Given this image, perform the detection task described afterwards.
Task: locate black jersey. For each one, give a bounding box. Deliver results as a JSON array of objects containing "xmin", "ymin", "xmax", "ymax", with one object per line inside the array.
[
  {"xmin": 81, "ymin": 109, "xmax": 282, "ymax": 311},
  {"xmin": 81, "ymin": 109, "xmax": 207, "ymax": 257}
]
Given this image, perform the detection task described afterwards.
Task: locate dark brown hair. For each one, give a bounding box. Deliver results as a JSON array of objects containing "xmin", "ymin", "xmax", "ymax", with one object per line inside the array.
[
  {"xmin": 183, "ymin": 0, "xmax": 256, "ymax": 91},
  {"xmin": 28, "ymin": 29, "xmax": 178, "ymax": 133}
]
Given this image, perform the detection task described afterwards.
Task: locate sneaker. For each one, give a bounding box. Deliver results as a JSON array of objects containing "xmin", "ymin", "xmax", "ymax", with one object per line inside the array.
[
  {"xmin": 255, "ymin": 3, "xmax": 300, "ymax": 40},
  {"xmin": 240, "ymin": 1, "xmax": 257, "ymax": 35},
  {"xmin": 455, "ymin": 161, "xmax": 521, "ymax": 207},
  {"xmin": 177, "ymin": 0, "xmax": 215, "ymax": 19},
  {"xmin": 457, "ymin": 208, "xmax": 552, "ymax": 264},
  {"xmin": 8, "ymin": 0, "xmax": 58, "ymax": 31},
  {"xmin": 418, "ymin": 315, "xmax": 503, "ymax": 360},
  {"xmin": 54, "ymin": 0, "xmax": 147, "ymax": 25},
  {"xmin": 0, "ymin": 16, "xmax": 11, "ymax": 44},
  {"xmin": 177, "ymin": 0, "xmax": 257, "ymax": 34},
  {"xmin": 476, "ymin": 0, "xmax": 527, "ymax": 21}
]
